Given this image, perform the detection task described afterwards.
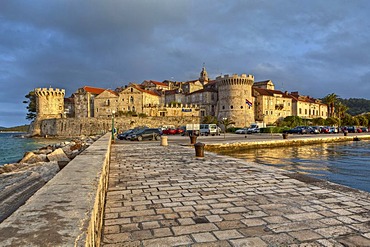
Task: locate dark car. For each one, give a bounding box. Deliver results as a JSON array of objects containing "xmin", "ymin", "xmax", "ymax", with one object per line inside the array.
[
  {"xmin": 284, "ymin": 127, "xmax": 307, "ymax": 134},
  {"xmin": 130, "ymin": 128, "xmax": 162, "ymax": 141},
  {"xmin": 117, "ymin": 129, "xmax": 134, "ymax": 140}
]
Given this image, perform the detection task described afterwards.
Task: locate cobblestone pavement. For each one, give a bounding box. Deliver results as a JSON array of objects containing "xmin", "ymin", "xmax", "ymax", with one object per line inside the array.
[{"xmin": 102, "ymin": 141, "xmax": 370, "ymax": 247}]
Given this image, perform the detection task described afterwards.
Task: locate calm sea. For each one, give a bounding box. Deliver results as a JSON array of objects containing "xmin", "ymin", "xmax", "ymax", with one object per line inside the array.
[
  {"xmin": 219, "ymin": 140, "xmax": 370, "ymax": 193},
  {"xmin": 0, "ymin": 132, "xmax": 68, "ymax": 166}
]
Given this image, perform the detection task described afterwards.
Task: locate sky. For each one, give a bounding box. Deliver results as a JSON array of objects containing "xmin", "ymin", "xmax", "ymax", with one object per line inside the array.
[{"xmin": 1, "ymin": 0, "xmax": 370, "ymax": 127}]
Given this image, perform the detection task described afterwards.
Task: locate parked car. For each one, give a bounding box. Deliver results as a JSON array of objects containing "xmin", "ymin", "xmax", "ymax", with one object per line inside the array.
[
  {"xmin": 284, "ymin": 127, "xmax": 307, "ymax": 134},
  {"xmin": 360, "ymin": 127, "xmax": 368, "ymax": 132},
  {"xmin": 117, "ymin": 129, "xmax": 134, "ymax": 140},
  {"xmin": 235, "ymin": 128, "xmax": 248, "ymax": 134},
  {"xmin": 346, "ymin": 126, "xmax": 357, "ymax": 133},
  {"xmin": 307, "ymin": 126, "xmax": 320, "ymax": 134},
  {"xmin": 130, "ymin": 128, "xmax": 162, "ymax": 141},
  {"xmin": 246, "ymin": 124, "xmax": 261, "ymax": 134},
  {"xmin": 176, "ymin": 127, "xmax": 185, "ymax": 135},
  {"xmin": 163, "ymin": 128, "xmax": 177, "ymax": 135},
  {"xmin": 320, "ymin": 127, "xmax": 330, "ymax": 134},
  {"xmin": 329, "ymin": 127, "xmax": 338, "ymax": 134}
]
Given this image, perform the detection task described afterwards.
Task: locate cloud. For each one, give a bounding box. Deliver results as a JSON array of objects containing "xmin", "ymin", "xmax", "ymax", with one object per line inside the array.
[{"xmin": 1, "ymin": 0, "xmax": 370, "ymax": 126}]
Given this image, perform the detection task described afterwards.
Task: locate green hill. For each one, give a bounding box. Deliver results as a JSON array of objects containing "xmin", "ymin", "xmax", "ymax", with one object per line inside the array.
[
  {"xmin": 0, "ymin": 125, "xmax": 30, "ymax": 132},
  {"xmin": 339, "ymin": 98, "xmax": 370, "ymax": 116}
]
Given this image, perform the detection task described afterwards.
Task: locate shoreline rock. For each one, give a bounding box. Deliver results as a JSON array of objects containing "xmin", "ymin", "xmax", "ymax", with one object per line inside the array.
[{"xmin": 0, "ymin": 134, "xmax": 102, "ymax": 223}]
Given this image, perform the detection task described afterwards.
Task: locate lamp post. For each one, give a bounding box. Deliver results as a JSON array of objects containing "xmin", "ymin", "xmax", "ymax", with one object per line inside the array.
[
  {"xmin": 111, "ymin": 110, "xmax": 116, "ymax": 143},
  {"xmin": 222, "ymin": 117, "xmax": 227, "ymax": 139}
]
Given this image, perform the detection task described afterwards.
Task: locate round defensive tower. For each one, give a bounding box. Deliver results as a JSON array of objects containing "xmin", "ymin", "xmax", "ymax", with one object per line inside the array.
[
  {"xmin": 34, "ymin": 88, "xmax": 65, "ymax": 119},
  {"xmin": 216, "ymin": 74, "xmax": 255, "ymax": 127}
]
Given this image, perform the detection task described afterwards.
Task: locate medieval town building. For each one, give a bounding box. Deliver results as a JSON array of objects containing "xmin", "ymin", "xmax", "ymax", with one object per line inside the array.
[{"xmin": 33, "ymin": 66, "xmax": 328, "ymax": 128}]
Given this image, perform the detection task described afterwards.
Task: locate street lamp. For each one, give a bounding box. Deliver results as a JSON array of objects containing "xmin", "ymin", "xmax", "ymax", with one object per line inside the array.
[
  {"xmin": 111, "ymin": 110, "xmax": 116, "ymax": 143},
  {"xmin": 222, "ymin": 117, "xmax": 227, "ymax": 139}
]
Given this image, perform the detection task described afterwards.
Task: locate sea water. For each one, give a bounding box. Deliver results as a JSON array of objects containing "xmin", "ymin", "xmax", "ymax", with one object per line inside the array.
[
  {"xmin": 0, "ymin": 132, "xmax": 68, "ymax": 166},
  {"xmin": 220, "ymin": 140, "xmax": 370, "ymax": 193}
]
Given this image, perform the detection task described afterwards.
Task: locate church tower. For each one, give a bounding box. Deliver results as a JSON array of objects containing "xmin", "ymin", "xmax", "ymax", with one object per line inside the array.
[{"xmin": 199, "ymin": 64, "xmax": 209, "ymax": 85}]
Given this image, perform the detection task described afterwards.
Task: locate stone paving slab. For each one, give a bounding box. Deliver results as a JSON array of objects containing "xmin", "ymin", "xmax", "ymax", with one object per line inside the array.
[{"xmin": 102, "ymin": 141, "xmax": 370, "ymax": 246}]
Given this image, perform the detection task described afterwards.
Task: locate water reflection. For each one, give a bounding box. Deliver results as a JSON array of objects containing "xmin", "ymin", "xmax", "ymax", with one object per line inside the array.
[{"xmin": 217, "ymin": 140, "xmax": 370, "ymax": 193}]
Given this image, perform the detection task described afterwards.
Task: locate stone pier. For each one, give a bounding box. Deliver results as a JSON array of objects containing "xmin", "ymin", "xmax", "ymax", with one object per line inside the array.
[{"xmin": 102, "ymin": 140, "xmax": 370, "ymax": 246}]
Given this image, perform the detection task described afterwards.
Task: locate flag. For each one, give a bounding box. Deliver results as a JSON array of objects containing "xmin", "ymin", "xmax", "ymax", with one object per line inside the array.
[{"xmin": 246, "ymin": 98, "xmax": 253, "ymax": 107}]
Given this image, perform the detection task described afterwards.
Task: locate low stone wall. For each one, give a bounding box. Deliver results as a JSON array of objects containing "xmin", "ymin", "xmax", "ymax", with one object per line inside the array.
[
  {"xmin": 0, "ymin": 133, "xmax": 111, "ymax": 246},
  {"xmin": 36, "ymin": 116, "xmax": 200, "ymax": 137},
  {"xmin": 205, "ymin": 134, "xmax": 370, "ymax": 152}
]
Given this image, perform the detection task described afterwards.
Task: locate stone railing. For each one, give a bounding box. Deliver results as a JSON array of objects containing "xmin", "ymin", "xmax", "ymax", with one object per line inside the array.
[{"xmin": 0, "ymin": 133, "xmax": 111, "ymax": 246}]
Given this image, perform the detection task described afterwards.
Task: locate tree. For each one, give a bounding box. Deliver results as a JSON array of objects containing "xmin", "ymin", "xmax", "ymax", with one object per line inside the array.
[
  {"xmin": 323, "ymin": 93, "xmax": 338, "ymax": 117},
  {"xmin": 201, "ymin": 115, "xmax": 218, "ymax": 124},
  {"xmin": 335, "ymin": 102, "xmax": 348, "ymax": 127},
  {"xmin": 280, "ymin": 116, "xmax": 303, "ymax": 127},
  {"xmin": 218, "ymin": 118, "xmax": 235, "ymax": 138},
  {"xmin": 23, "ymin": 91, "xmax": 37, "ymax": 121},
  {"xmin": 311, "ymin": 117, "xmax": 325, "ymax": 126}
]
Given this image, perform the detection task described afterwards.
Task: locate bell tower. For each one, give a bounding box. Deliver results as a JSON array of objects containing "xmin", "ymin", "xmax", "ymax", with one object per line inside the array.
[{"xmin": 199, "ymin": 64, "xmax": 209, "ymax": 85}]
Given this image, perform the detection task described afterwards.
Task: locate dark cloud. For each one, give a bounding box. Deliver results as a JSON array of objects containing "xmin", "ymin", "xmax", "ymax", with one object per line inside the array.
[{"xmin": 1, "ymin": 0, "xmax": 370, "ymax": 126}]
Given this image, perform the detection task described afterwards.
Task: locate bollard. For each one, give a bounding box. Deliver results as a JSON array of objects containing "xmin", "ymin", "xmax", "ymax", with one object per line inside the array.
[
  {"xmin": 190, "ymin": 135, "xmax": 197, "ymax": 145},
  {"xmin": 160, "ymin": 136, "xmax": 168, "ymax": 146},
  {"xmin": 194, "ymin": 142, "xmax": 205, "ymax": 157},
  {"xmin": 344, "ymin": 131, "xmax": 348, "ymax": 136}
]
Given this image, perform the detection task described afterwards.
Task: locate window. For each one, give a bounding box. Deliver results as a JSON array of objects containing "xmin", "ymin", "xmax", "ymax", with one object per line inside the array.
[
  {"xmin": 299, "ymin": 108, "xmax": 302, "ymax": 114},
  {"xmin": 230, "ymin": 105, "xmax": 233, "ymax": 109},
  {"xmin": 222, "ymin": 106, "xmax": 225, "ymax": 110},
  {"xmin": 130, "ymin": 88, "xmax": 133, "ymax": 93},
  {"xmin": 240, "ymin": 106, "xmax": 243, "ymax": 109},
  {"xmin": 305, "ymin": 109, "xmax": 307, "ymax": 115},
  {"xmin": 130, "ymin": 96, "xmax": 134, "ymax": 104}
]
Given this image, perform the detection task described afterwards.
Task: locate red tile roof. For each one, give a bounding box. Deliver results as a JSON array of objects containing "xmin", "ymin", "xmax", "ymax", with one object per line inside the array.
[
  {"xmin": 83, "ymin": 86, "xmax": 106, "ymax": 95},
  {"xmin": 150, "ymin": 80, "xmax": 168, "ymax": 87},
  {"xmin": 253, "ymin": 88, "xmax": 289, "ymax": 98},
  {"xmin": 132, "ymin": 84, "xmax": 161, "ymax": 96}
]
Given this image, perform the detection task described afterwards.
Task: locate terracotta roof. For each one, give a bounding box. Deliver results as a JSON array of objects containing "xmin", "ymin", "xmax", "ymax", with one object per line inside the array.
[
  {"xmin": 151, "ymin": 80, "xmax": 168, "ymax": 87},
  {"xmin": 83, "ymin": 86, "xmax": 106, "ymax": 95},
  {"xmin": 286, "ymin": 93, "xmax": 325, "ymax": 105},
  {"xmin": 132, "ymin": 84, "xmax": 161, "ymax": 96},
  {"xmin": 106, "ymin": 89, "xmax": 119, "ymax": 96},
  {"xmin": 253, "ymin": 88, "xmax": 289, "ymax": 98},
  {"xmin": 164, "ymin": 89, "xmax": 179, "ymax": 95}
]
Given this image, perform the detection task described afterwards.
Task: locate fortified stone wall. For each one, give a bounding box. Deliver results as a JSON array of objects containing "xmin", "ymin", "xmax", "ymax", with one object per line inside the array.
[{"xmin": 39, "ymin": 116, "xmax": 200, "ymax": 137}]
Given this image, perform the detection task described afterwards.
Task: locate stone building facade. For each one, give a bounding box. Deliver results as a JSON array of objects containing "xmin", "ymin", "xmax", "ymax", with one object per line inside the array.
[
  {"xmin": 288, "ymin": 92, "xmax": 328, "ymax": 119},
  {"xmin": 73, "ymin": 86, "xmax": 106, "ymax": 118},
  {"xmin": 253, "ymin": 88, "xmax": 292, "ymax": 125},
  {"xmin": 94, "ymin": 90, "xmax": 119, "ymax": 118}
]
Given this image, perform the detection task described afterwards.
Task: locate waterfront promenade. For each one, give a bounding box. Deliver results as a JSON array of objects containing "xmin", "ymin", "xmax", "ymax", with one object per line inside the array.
[{"xmin": 102, "ymin": 134, "xmax": 370, "ymax": 246}]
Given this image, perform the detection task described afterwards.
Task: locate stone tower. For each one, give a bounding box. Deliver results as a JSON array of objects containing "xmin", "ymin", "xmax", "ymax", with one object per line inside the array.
[
  {"xmin": 199, "ymin": 65, "xmax": 209, "ymax": 85},
  {"xmin": 216, "ymin": 74, "xmax": 255, "ymax": 127},
  {"xmin": 30, "ymin": 88, "xmax": 65, "ymax": 136},
  {"xmin": 34, "ymin": 88, "xmax": 65, "ymax": 119}
]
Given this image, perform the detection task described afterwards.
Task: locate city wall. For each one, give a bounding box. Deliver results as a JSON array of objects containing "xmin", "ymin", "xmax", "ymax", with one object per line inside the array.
[{"xmin": 36, "ymin": 116, "xmax": 200, "ymax": 137}]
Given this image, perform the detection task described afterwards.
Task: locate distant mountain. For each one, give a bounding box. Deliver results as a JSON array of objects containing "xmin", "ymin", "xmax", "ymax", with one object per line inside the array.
[
  {"xmin": 0, "ymin": 125, "xmax": 29, "ymax": 132},
  {"xmin": 339, "ymin": 98, "xmax": 370, "ymax": 116}
]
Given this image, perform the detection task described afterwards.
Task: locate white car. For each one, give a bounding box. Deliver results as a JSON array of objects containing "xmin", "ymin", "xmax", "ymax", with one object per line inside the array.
[{"xmin": 235, "ymin": 128, "xmax": 248, "ymax": 134}]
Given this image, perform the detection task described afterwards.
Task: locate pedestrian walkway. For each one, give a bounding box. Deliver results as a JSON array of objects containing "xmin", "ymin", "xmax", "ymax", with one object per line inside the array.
[{"xmin": 102, "ymin": 141, "xmax": 370, "ymax": 246}]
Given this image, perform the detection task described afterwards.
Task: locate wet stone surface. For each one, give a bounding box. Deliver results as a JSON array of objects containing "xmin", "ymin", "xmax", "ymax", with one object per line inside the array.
[{"xmin": 102, "ymin": 141, "xmax": 370, "ymax": 246}]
